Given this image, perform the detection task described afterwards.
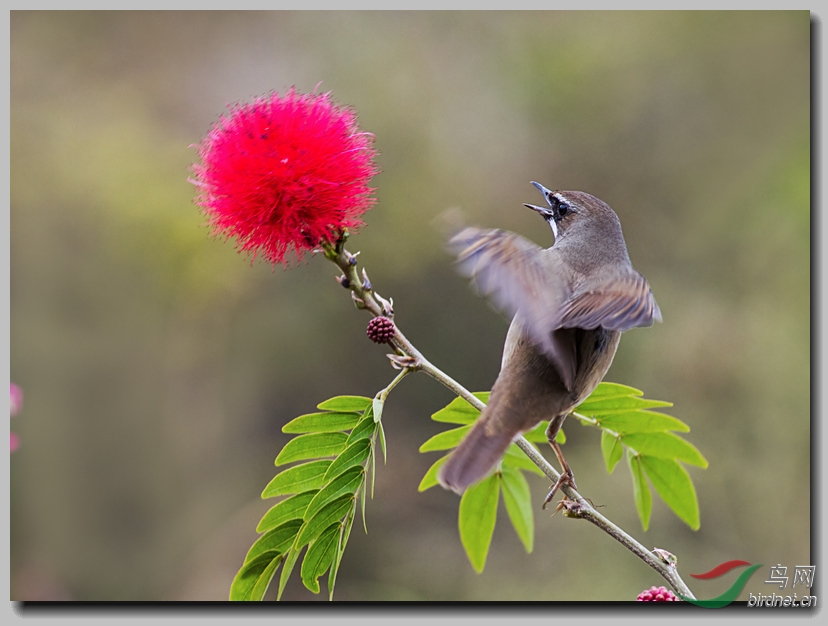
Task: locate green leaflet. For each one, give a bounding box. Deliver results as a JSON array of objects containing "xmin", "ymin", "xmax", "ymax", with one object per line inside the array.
[
  {"xmin": 430, "ymin": 392, "xmax": 490, "ymax": 424},
  {"xmin": 577, "ymin": 388, "xmax": 673, "ymax": 413},
  {"xmin": 275, "ymin": 432, "xmax": 348, "ymax": 465},
  {"xmin": 257, "ymin": 490, "xmax": 317, "ymax": 533},
  {"xmin": 262, "ymin": 460, "xmax": 332, "ymax": 498},
  {"xmin": 595, "ymin": 411, "xmax": 690, "ymax": 434},
  {"xmin": 296, "ymin": 494, "xmax": 355, "ymax": 548},
  {"xmin": 245, "ymin": 519, "xmax": 303, "ymax": 564},
  {"xmin": 276, "ymin": 541, "xmax": 303, "ymax": 601},
  {"xmin": 418, "ymin": 456, "xmax": 448, "ymax": 492},
  {"xmin": 230, "ymin": 550, "xmax": 283, "ymax": 601},
  {"xmin": 419, "ymin": 424, "xmax": 472, "ymax": 452},
  {"xmin": 323, "ymin": 439, "xmax": 371, "ymax": 481},
  {"xmin": 300, "ymin": 523, "xmax": 341, "ymax": 594},
  {"xmin": 601, "ymin": 430, "xmax": 623, "ymax": 474},
  {"xmin": 304, "ymin": 467, "xmax": 364, "ymax": 521},
  {"xmin": 317, "ymin": 396, "xmax": 373, "ymax": 413},
  {"xmin": 640, "ymin": 455, "xmax": 701, "ymax": 530},
  {"xmin": 578, "ymin": 381, "xmax": 643, "ymax": 401},
  {"xmin": 282, "ymin": 411, "xmax": 362, "ymax": 434},
  {"xmin": 345, "ymin": 414, "xmax": 377, "ymax": 446},
  {"xmin": 458, "ymin": 474, "xmax": 499, "ymax": 573},
  {"xmin": 627, "ymin": 449, "xmax": 652, "ymax": 531},
  {"xmin": 620, "ymin": 432, "xmax": 708, "ymax": 468},
  {"xmin": 500, "ymin": 468, "xmax": 534, "ymax": 554}
]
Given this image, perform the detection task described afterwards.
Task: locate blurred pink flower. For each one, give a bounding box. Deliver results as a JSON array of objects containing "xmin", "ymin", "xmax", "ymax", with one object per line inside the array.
[{"xmin": 11, "ymin": 383, "xmax": 22, "ymax": 452}]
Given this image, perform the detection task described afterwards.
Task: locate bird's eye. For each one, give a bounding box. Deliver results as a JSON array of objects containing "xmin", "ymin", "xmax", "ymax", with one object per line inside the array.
[{"xmin": 558, "ymin": 202, "xmax": 569, "ymax": 217}]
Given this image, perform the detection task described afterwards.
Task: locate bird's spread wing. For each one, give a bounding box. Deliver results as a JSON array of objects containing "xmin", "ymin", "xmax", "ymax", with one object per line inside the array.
[
  {"xmin": 560, "ymin": 268, "xmax": 661, "ymax": 331},
  {"xmin": 449, "ymin": 227, "xmax": 661, "ymax": 390},
  {"xmin": 449, "ymin": 227, "xmax": 575, "ymax": 379}
]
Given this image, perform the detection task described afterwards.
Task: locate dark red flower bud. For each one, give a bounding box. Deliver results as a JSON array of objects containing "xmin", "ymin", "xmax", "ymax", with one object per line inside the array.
[{"xmin": 367, "ymin": 316, "xmax": 395, "ymax": 344}]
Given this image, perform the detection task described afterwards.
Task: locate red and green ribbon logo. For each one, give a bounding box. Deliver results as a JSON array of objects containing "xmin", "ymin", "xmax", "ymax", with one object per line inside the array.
[{"xmin": 680, "ymin": 560, "xmax": 762, "ymax": 608}]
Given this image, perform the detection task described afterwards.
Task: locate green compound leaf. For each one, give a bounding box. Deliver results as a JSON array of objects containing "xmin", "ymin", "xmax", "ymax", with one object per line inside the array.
[
  {"xmin": 640, "ymin": 456, "xmax": 701, "ymax": 530},
  {"xmin": 296, "ymin": 494, "xmax": 355, "ymax": 548},
  {"xmin": 257, "ymin": 490, "xmax": 317, "ymax": 533},
  {"xmin": 317, "ymin": 396, "xmax": 373, "ymax": 413},
  {"xmin": 431, "ymin": 392, "xmax": 490, "ymax": 424},
  {"xmin": 418, "ymin": 456, "xmax": 448, "ymax": 491},
  {"xmin": 501, "ymin": 443, "xmax": 546, "ymax": 477},
  {"xmin": 275, "ymin": 432, "xmax": 348, "ymax": 466},
  {"xmin": 419, "ymin": 424, "xmax": 472, "ymax": 452},
  {"xmin": 230, "ymin": 550, "xmax": 283, "ymax": 601},
  {"xmin": 304, "ymin": 467, "xmax": 365, "ymax": 521},
  {"xmin": 458, "ymin": 473, "xmax": 499, "ymax": 573},
  {"xmin": 500, "ymin": 467, "xmax": 534, "ymax": 554},
  {"xmin": 627, "ymin": 450, "xmax": 652, "ymax": 531},
  {"xmin": 593, "ymin": 410, "xmax": 690, "ymax": 434},
  {"xmin": 323, "ymin": 439, "xmax": 371, "ymax": 482},
  {"xmin": 262, "ymin": 460, "xmax": 332, "ymax": 498},
  {"xmin": 301, "ymin": 522, "xmax": 341, "ymax": 594},
  {"xmin": 282, "ymin": 412, "xmax": 362, "ymax": 434},
  {"xmin": 245, "ymin": 519, "xmax": 303, "ymax": 564},
  {"xmin": 620, "ymin": 432, "xmax": 708, "ymax": 468},
  {"xmin": 601, "ymin": 430, "xmax": 623, "ymax": 474}
]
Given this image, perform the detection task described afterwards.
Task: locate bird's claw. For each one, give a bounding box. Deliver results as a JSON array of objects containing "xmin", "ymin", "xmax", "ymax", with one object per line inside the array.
[{"xmin": 541, "ymin": 468, "xmax": 577, "ymax": 510}]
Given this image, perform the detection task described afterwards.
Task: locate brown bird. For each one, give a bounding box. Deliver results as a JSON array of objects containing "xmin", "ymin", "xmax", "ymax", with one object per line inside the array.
[{"xmin": 437, "ymin": 182, "xmax": 661, "ymax": 504}]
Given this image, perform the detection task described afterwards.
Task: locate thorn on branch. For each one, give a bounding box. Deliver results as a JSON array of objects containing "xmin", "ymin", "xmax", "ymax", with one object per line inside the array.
[
  {"xmin": 376, "ymin": 294, "xmax": 394, "ymax": 317},
  {"xmin": 361, "ymin": 268, "xmax": 372, "ymax": 291},
  {"xmin": 335, "ymin": 275, "xmax": 351, "ymax": 289},
  {"xmin": 387, "ymin": 354, "xmax": 418, "ymax": 370},
  {"xmin": 550, "ymin": 498, "xmax": 586, "ymax": 519},
  {"xmin": 351, "ymin": 291, "xmax": 366, "ymax": 309},
  {"xmin": 652, "ymin": 548, "xmax": 678, "ymax": 567}
]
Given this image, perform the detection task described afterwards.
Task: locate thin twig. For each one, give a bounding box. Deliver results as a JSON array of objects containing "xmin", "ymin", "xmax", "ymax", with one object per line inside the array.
[{"xmin": 325, "ymin": 236, "xmax": 695, "ymax": 599}]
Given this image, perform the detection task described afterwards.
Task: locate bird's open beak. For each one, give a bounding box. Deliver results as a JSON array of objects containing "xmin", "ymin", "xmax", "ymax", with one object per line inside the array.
[
  {"xmin": 530, "ymin": 181, "xmax": 554, "ymax": 198},
  {"xmin": 524, "ymin": 181, "xmax": 555, "ymax": 216},
  {"xmin": 523, "ymin": 202, "xmax": 551, "ymax": 215}
]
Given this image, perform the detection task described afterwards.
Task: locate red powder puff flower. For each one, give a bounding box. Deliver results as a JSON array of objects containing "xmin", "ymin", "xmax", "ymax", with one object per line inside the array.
[
  {"xmin": 636, "ymin": 586, "xmax": 679, "ymax": 601},
  {"xmin": 191, "ymin": 88, "xmax": 379, "ymax": 266}
]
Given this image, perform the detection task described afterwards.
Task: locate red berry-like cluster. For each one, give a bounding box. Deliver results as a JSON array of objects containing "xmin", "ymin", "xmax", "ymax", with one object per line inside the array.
[
  {"xmin": 366, "ymin": 316, "xmax": 395, "ymax": 343},
  {"xmin": 636, "ymin": 586, "xmax": 679, "ymax": 602},
  {"xmin": 191, "ymin": 88, "xmax": 379, "ymax": 266}
]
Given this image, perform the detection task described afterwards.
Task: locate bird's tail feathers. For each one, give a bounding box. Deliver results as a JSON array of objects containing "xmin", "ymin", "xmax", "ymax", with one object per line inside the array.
[{"xmin": 437, "ymin": 417, "xmax": 517, "ymax": 494}]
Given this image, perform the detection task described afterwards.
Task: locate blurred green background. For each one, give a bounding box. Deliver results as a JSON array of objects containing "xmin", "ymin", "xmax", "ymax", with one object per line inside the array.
[{"xmin": 10, "ymin": 11, "xmax": 810, "ymax": 601}]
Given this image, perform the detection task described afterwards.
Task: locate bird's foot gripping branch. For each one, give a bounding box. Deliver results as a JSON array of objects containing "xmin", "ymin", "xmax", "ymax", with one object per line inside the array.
[{"xmin": 190, "ymin": 88, "xmax": 705, "ymax": 601}]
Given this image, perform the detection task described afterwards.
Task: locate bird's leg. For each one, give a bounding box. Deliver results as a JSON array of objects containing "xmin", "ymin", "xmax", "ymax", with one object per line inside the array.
[{"xmin": 542, "ymin": 413, "xmax": 577, "ymax": 509}]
